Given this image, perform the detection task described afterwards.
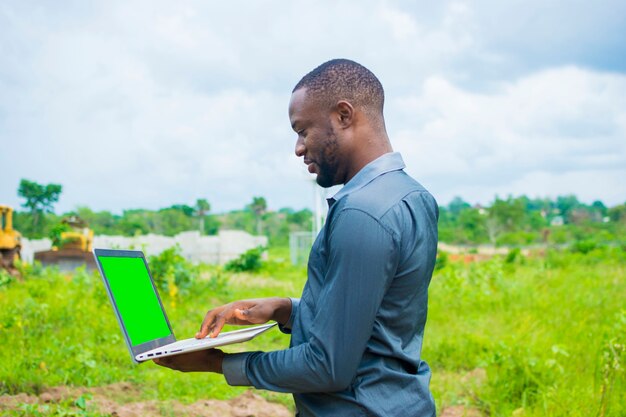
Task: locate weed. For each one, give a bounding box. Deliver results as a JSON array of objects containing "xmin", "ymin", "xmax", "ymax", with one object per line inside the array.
[
  {"xmin": 435, "ymin": 250, "xmax": 449, "ymax": 271},
  {"xmin": 0, "ymin": 268, "xmax": 14, "ymax": 287},
  {"xmin": 224, "ymin": 246, "xmax": 265, "ymax": 272},
  {"xmin": 148, "ymin": 245, "xmax": 196, "ymax": 293}
]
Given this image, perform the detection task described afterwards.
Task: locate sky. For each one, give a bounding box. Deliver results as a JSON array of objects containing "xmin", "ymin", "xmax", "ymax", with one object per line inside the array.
[{"xmin": 1, "ymin": 0, "xmax": 625, "ymax": 214}]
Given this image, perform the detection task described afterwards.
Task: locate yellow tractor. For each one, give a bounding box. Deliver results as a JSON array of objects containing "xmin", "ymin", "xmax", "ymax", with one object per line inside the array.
[
  {"xmin": 35, "ymin": 216, "xmax": 97, "ymax": 272},
  {"xmin": 0, "ymin": 205, "xmax": 22, "ymax": 276}
]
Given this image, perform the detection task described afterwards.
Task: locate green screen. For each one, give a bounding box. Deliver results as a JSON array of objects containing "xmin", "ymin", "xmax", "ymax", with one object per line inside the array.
[{"xmin": 98, "ymin": 256, "xmax": 171, "ymax": 346}]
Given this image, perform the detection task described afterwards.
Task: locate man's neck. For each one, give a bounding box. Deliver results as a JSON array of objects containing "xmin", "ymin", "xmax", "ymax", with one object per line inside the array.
[{"xmin": 344, "ymin": 130, "xmax": 393, "ymax": 183}]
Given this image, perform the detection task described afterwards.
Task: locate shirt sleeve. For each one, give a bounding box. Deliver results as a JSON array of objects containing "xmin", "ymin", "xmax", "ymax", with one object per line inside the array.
[
  {"xmin": 223, "ymin": 208, "xmax": 399, "ymax": 393},
  {"xmin": 278, "ymin": 297, "xmax": 300, "ymax": 334}
]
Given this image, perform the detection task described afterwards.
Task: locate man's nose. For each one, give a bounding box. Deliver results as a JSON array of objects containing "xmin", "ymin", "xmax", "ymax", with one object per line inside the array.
[{"xmin": 295, "ymin": 137, "xmax": 305, "ymax": 157}]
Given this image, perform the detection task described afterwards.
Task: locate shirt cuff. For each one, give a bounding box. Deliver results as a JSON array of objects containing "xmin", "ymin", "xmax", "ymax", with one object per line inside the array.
[
  {"xmin": 278, "ymin": 297, "xmax": 300, "ymax": 334},
  {"xmin": 222, "ymin": 352, "xmax": 253, "ymax": 386}
]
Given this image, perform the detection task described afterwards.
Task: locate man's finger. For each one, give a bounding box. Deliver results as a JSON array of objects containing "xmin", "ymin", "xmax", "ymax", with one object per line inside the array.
[
  {"xmin": 210, "ymin": 313, "xmax": 227, "ymax": 338},
  {"xmin": 197, "ymin": 308, "xmax": 221, "ymax": 338}
]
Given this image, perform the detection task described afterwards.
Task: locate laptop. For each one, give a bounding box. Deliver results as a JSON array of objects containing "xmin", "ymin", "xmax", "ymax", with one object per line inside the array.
[{"xmin": 93, "ymin": 248, "xmax": 276, "ymax": 363}]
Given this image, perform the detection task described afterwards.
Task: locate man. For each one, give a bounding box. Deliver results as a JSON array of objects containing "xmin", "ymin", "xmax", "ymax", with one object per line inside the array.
[{"xmin": 155, "ymin": 59, "xmax": 439, "ymax": 417}]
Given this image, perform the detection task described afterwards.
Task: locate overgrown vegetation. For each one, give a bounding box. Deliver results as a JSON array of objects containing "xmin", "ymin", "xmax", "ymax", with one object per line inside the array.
[
  {"xmin": 148, "ymin": 246, "xmax": 197, "ymax": 294},
  {"xmin": 0, "ymin": 252, "xmax": 297, "ymax": 414},
  {"xmin": 224, "ymin": 246, "xmax": 265, "ymax": 272},
  {"xmin": 1, "ymin": 247, "xmax": 624, "ymax": 416},
  {"xmin": 426, "ymin": 246, "xmax": 626, "ymax": 416}
]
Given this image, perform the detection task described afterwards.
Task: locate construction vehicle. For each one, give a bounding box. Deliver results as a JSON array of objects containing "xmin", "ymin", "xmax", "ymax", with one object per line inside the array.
[
  {"xmin": 0, "ymin": 205, "xmax": 22, "ymax": 276},
  {"xmin": 34, "ymin": 216, "xmax": 97, "ymax": 272}
]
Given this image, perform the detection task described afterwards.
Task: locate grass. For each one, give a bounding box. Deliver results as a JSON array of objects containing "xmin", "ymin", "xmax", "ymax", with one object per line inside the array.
[
  {"xmin": 427, "ymin": 247, "xmax": 626, "ymax": 416},
  {"xmin": 0, "ymin": 246, "xmax": 625, "ymax": 416},
  {"xmin": 0, "ymin": 252, "xmax": 303, "ymax": 412}
]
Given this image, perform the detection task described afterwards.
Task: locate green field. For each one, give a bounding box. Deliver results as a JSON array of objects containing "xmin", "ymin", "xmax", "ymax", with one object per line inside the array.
[{"xmin": 1, "ymin": 246, "xmax": 625, "ymax": 416}]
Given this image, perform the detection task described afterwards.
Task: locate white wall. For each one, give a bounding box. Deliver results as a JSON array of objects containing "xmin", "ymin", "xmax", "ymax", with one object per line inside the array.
[{"xmin": 21, "ymin": 230, "xmax": 267, "ymax": 265}]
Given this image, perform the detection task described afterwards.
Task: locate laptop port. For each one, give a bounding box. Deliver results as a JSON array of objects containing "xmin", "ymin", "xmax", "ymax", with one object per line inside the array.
[
  {"xmin": 147, "ymin": 354, "xmax": 154, "ymax": 357},
  {"xmin": 155, "ymin": 352, "xmax": 162, "ymax": 356}
]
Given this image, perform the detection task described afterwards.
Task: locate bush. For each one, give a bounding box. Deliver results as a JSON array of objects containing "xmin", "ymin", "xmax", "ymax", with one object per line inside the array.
[
  {"xmin": 224, "ymin": 246, "xmax": 265, "ymax": 272},
  {"xmin": 0, "ymin": 270, "xmax": 13, "ymax": 288},
  {"xmin": 497, "ymin": 231, "xmax": 539, "ymax": 246},
  {"xmin": 505, "ymin": 248, "xmax": 522, "ymax": 264},
  {"xmin": 148, "ymin": 246, "xmax": 196, "ymax": 293},
  {"xmin": 571, "ymin": 239, "xmax": 599, "ymax": 254},
  {"xmin": 435, "ymin": 250, "xmax": 449, "ymax": 271},
  {"xmin": 47, "ymin": 222, "xmax": 72, "ymax": 248},
  {"xmin": 14, "ymin": 259, "xmax": 45, "ymax": 279}
]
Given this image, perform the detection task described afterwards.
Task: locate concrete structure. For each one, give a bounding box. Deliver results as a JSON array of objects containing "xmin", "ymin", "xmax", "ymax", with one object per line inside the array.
[
  {"xmin": 289, "ymin": 231, "xmax": 314, "ymax": 265},
  {"xmin": 21, "ymin": 230, "xmax": 267, "ymax": 265}
]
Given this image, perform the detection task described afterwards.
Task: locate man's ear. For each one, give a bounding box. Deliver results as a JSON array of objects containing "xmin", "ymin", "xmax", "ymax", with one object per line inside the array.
[{"xmin": 335, "ymin": 100, "xmax": 354, "ymax": 128}]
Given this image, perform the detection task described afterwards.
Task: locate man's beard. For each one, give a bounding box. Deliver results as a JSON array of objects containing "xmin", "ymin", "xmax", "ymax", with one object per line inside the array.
[{"xmin": 315, "ymin": 127, "xmax": 340, "ymax": 188}]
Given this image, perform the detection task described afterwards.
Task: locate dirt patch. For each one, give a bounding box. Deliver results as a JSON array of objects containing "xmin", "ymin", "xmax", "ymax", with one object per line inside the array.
[
  {"xmin": 440, "ymin": 405, "xmax": 483, "ymax": 417},
  {"xmin": 435, "ymin": 368, "xmax": 486, "ymax": 417},
  {"xmin": 461, "ymin": 368, "xmax": 487, "ymax": 385},
  {"xmin": 0, "ymin": 383, "xmax": 292, "ymax": 417}
]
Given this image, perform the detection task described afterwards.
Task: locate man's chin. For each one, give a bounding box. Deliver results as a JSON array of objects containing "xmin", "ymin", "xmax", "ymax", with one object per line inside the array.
[{"xmin": 316, "ymin": 176, "xmax": 335, "ymax": 188}]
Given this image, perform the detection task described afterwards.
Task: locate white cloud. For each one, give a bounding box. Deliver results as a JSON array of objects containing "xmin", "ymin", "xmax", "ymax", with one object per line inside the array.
[
  {"xmin": 391, "ymin": 67, "xmax": 626, "ymax": 205},
  {"xmin": 381, "ymin": 5, "xmax": 419, "ymax": 41},
  {"xmin": 0, "ymin": 0, "xmax": 624, "ymax": 214}
]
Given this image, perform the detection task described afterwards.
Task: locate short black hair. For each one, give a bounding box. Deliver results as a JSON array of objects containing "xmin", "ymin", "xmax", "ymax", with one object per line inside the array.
[{"xmin": 293, "ymin": 59, "xmax": 384, "ymax": 116}]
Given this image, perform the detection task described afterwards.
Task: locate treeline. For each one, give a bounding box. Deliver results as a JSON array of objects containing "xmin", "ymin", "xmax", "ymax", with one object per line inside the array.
[
  {"xmin": 13, "ymin": 203, "xmax": 313, "ymax": 247},
  {"xmin": 9, "ymin": 179, "xmax": 626, "ymax": 247},
  {"xmin": 11, "ymin": 179, "xmax": 313, "ymax": 246},
  {"xmin": 439, "ymin": 195, "xmax": 626, "ymax": 246},
  {"xmin": 14, "ymin": 195, "xmax": 626, "ymax": 247}
]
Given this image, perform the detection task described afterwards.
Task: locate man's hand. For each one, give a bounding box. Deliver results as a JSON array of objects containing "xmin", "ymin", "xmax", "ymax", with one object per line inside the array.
[
  {"xmin": 153, "ymin": 349, "xmax": 225, "ymax": 373},
  {"xmin": 196, "ymin": 297, "xmax": 292, "ymax": 339}
]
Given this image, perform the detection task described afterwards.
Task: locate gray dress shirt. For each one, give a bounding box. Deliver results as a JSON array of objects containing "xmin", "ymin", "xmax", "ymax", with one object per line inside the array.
[{"xmin": 223, "ymin": 152, "xmax": 438, "ymax": 417}]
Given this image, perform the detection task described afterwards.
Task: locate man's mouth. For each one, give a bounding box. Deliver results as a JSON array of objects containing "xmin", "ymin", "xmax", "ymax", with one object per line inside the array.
[{"xmin": 304, "ymin": 159, "xmax": 316, "ymax": 174}]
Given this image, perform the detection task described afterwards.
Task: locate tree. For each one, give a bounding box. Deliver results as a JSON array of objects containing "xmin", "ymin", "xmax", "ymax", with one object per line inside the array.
[
  {"xmin": 195, "ymin": 199, "xmax": 211, "ymax": 234},
  {"xmin": 157, "ymin": 208, "xmax": 194, "ymax": 236},
  {"xmin": 556, "ymin": 195, "xmax": 581, "ymax": 223},
  {"xmin": 75, "ymin": 206, "xmax": 120, "ymax": 235},
  {"xmin": 489, "ymin": 196, "xmax": 526, "ymax": 232},
  {"xmin": 168, "ymin": 204, "xmax": 195, "ymax": 217},
  {"xmin": 17, "ymin": 179, "xmax": 62, "ymax": 232},
  {"xmin": 590, "ymin": 200, "xmax": 608, "ymax": 222},
  {"xmin": 485, "ymin": 216, "xmax": 502, "ymax": 246},
  {"xmin": 458, "ymin": 208, "xmax": 488, "ymax": 244},
  {"xmin": 485, "ymin": 196, "xmax": 527, "ymax": 245},
  {"xmin": 119, "ymin": 209, "xmax": 150, "ymax": 236},
  {"xmin": 447, "ymin": 196, "xmax": 471, "ymax": 216},
  {"xmin": 248, "ymin": 196, "xmax": 267, "ymax": 235}
]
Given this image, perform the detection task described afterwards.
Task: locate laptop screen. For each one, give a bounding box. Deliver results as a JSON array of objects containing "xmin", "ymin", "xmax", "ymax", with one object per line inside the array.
[{"xmin": 97, "ymin": 255, "xmax": 172, "ymax": 346}]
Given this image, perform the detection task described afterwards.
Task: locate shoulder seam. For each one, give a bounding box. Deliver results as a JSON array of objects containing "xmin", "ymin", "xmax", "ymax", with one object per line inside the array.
[
  {"xmin": 332, "ymin": 207, "xmax": 396, "ymax": 239},
  {"xmin": 349, "ymin": 188, "xmax": 431, "ymax": 219}
]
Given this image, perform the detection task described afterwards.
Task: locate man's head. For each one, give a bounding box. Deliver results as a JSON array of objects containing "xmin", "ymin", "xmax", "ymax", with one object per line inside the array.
[
  {"xmin": 289, "ymin": 59, "xmax": 391, "ymax": 188},
  {"xmin": 292, "ymin": 59, "xmax": 385, "ymax": 123}
]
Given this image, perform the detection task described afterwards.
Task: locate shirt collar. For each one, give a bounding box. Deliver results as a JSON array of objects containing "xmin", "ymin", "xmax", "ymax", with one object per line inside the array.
[{"xmin": 327, "ymin": 152, "xmax": 406, "ymax": 206}]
